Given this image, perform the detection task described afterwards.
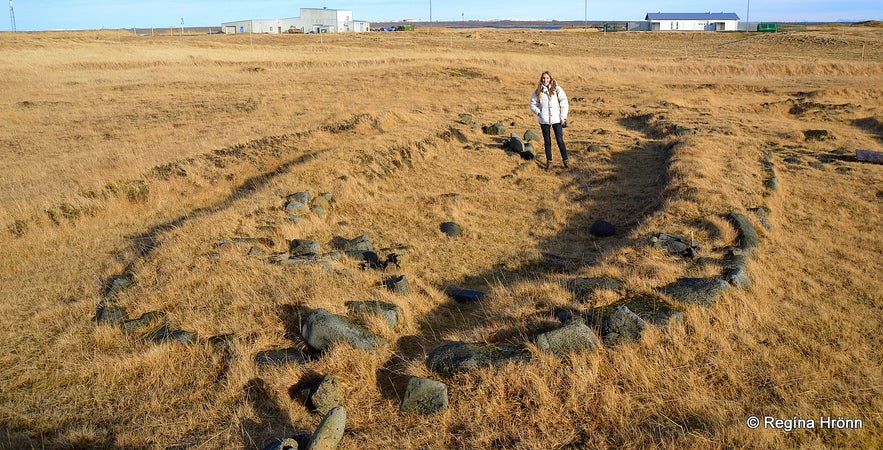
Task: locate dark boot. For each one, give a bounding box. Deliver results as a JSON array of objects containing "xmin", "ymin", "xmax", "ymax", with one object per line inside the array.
[
  {"xmin": 545, "ymin": 161, "xmax": 552, "ymax": 172},
  {"xmin": 563, "ymin": 160, "xmax": 570, "ymax": 169}
]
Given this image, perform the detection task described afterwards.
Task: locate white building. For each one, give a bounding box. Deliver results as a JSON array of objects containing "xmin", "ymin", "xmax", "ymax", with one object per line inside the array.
[
  {"xmin": 222, "ymin": 8, "xmax": 369, "ymax": 34},
  {"xmin": 645, "ymin": 13, "xmax": 740, "ymax": 31}
]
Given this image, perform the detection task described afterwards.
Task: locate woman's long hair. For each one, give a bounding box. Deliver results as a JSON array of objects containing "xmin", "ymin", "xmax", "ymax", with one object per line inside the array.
[{"xmin": 535, "ymin": 70, "xmax": 558, "ymax": 99}]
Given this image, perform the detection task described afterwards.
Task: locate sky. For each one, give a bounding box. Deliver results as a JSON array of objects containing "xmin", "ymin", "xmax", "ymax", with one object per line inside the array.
[{"xmin": 5, "ymin": 1, "xmax": 881, "ymax": 31}]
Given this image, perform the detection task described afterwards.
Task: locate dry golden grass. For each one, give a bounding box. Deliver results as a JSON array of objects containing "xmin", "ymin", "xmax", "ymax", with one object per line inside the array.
[{"xmin": 0, "ymin": 26, "xmax": 881, "ymax": 449}]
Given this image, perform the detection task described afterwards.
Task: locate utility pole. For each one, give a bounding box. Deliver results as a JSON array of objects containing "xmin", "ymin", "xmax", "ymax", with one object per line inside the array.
[
  {"xmin": 9, "ymin": 0, "xmax": 16, "ymax": 32},
  {"xmin": 746, "ymin": 0, "xmax": 750, "ymax": 31},
  {"xmin": 180, "ymin": 17, "xmax": 184, "ymax": 36},
  {"xmin": 585, "ymin": 0, "xmax": 588, "ymax": 31}
]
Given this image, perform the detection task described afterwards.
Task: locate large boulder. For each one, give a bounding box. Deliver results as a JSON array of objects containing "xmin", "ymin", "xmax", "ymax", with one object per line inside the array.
[{"xmin": 301, "ymin": 308, "xmax": 385, "ymax": 352}]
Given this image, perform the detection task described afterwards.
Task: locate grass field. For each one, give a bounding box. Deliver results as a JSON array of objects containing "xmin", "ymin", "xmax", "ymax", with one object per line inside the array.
[{"xmin": 1, "ymin": 25, "xmax": 881, "ymax": 449}]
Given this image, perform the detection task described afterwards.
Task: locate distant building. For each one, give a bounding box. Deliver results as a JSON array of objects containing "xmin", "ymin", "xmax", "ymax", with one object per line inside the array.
[
  {"xmin": 644, "ymin": 13, "xmax": 740, "ymax": 31},
  {"xmin": 222, "ymin": 7, "xmax": 369, "ymax": 34}
]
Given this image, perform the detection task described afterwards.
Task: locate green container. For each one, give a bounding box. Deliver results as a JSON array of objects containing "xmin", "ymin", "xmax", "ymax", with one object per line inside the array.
[{"xmin": 757, "ymin": 22, "xmax": 778, "ymax": 32}]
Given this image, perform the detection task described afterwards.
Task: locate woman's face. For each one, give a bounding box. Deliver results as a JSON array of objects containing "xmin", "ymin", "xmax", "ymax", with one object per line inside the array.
[{"xmin": 541, "ymin": 73, "xmax": 551, "ymax": 85}]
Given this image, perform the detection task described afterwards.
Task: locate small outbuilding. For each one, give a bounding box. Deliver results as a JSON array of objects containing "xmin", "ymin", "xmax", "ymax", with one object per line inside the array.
[{"xmin": 645, "ymin": 13, "xmax": 740, "ymax": 31}]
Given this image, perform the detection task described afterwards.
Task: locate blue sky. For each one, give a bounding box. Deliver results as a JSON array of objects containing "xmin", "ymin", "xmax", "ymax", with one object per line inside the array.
[{"xmin": 6, "ymin": 1, "xmax": 881, "ymax": 31}]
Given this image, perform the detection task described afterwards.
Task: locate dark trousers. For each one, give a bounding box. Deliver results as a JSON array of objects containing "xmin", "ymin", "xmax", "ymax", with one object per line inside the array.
[{"xmin": 540, "ymin": 123, "xmax": 568, "ymax": 162}]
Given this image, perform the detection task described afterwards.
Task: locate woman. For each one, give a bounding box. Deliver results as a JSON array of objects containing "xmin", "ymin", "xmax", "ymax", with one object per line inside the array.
[{"xmin": 529, "ymin": 71, "xmax": 570, "ymax": 171}]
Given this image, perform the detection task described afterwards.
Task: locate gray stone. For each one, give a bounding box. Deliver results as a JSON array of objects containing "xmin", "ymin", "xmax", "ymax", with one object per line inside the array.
[
  {"xmin": 726, "ymin": 267, "xmax": 751, "ymax": 290},
  {"xmin": 588, "ymin": 297, "xmax": 684, "ymax": 328},
  {"xmin": 345, "ymin": 301, "xmax": 403, "ymax": 329},
  {"xmin": 309, "ymin": 375, "xmax": 343, "ymax": 416},
  {"xmin": 400, "ymin": 377, "xmax": 448, "ymax": 415},
  {"xmin": 651, "ymin": 233, "xmax": 700, "ymax": 255},
  {"xmin": 93, "ymin": 303, "xmax": 127, "ymax": 326},
  {"xmin": 141, "ymin": 325, "xmax": 198, "ymax": 344},
  {"xmin": 803, "ymin": 129, "xmax": 830, "ymax": 141},
  {"xmin": 535, "ymin": 321, "xmax": 600, "ymax": 355},
  {"xmin": 523, "ymin": 129, "xmax": 542, "ymax": 142},
  {"xmin": 306, "ymin": 406, "xmax": 346, "ymax": 450},
  {"xmin": 310, "ymin": 206, "xmax": 326, "ymax": 216},
  {"xmin": 104, "ymin": 274, "xmax": 134, "ymax": 300},
  {"xmin": 254, "ymin": 348, "xmax": 310, "ymax": 367},
  {"xmin": 725, "ymin": 212, "xmax": 760, "ymax": 255},
  {"xmin": 749, "ymin": 207, "xmax": 772, "ymax": 231},
  {"xmin": 439, "ymin": 222, "xmax": 462, "ymax": 237},
  {"xmin": 445, "ymin": 288, "xmax": 485, "ymax": 303},
  {"xmin": 285, "ymin": 201, "xmax": 308, "ymax": 213},
  {"xmin": 507, "ymin": 133, "xmax": 525, "ymax": 153},
  {"xmin": 288, "ymin": 192, "xmax": 311, "ymax": 204},
  {"xmin": 603, "ymin": 306, "xmax": 648, "ymax": 345},
  {"xmin": 342, "ymin": 234, "xmax": 372, "ymax": 252},
  {"xmin": 589, "ymin": 220, "xmax": 616, "ymax": 237},
  {"xmin": 286, "ymin": 215, "xmax": 308, "ymax": 224},
  {"xmin": 383, "ymin": 275, "xmax": 410, "ymax": 294},
  {"xmin": 301, "ymin": 308, "xmax": 385, "ymax": 352},
  {"xmin": 290, "ymin": 239, "xmax": 321, "ymax": 257},
  {"xmin": 427, "ymin": 342, "xmax": 529, "ymax": 377},
  {"xmin": 482, "ymin": 123, "xmax": 507, "ymax": 135},
  {"xmin": 567, "ymin": 277, "xmax": 624, "ymax": 298},
  {"xmin": 457, "ymin": 113, "xmax": 473, "ymax": 125},
  {"xmin": 121, "ymin": 311, "xmax": 165, "ymax": 334},
  {"xmin": 658, "ymin": 278, "xmax": 730, "ymax": 305}
]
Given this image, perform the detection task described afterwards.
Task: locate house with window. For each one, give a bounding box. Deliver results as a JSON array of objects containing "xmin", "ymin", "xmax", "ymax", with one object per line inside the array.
[{"xmin": 645, "ymin": 13, "xmax": 740, "ymax": 31}]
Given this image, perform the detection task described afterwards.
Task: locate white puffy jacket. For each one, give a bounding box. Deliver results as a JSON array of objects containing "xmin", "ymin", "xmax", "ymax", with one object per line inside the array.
[{"xmin": 530, "ymin": 85, "xmax": 569, "ymax": 125}]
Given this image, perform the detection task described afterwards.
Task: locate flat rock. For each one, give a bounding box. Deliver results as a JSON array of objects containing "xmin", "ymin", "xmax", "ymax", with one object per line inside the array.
[
  {"xmin": 301, "ymin": 308, "xmax": 385, "ymax": 352},
  {"xmin": 345, "ymin": 300, "xmax": 403, "ymax": 329},
  {"xmin": 535, "ymin": 321, "xmax": 600, "ymax": 355},
  {"xmin": 254, "ymin": 348, "xmax": 310, "ymax": 367},
  {"xmin": 427, "ymin": 341, "xmax": 529, "ymax": 377},
  {"xmin": 445, "ymin": 288, "xmax": 486, "ymax": 303},
  {"xmin": 658, "ymin": 278, "xmax": 730, "ymax": 305},
  {"xmin": 567, "ymin": 277, "xmax": 624, "ymax": 299}
]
